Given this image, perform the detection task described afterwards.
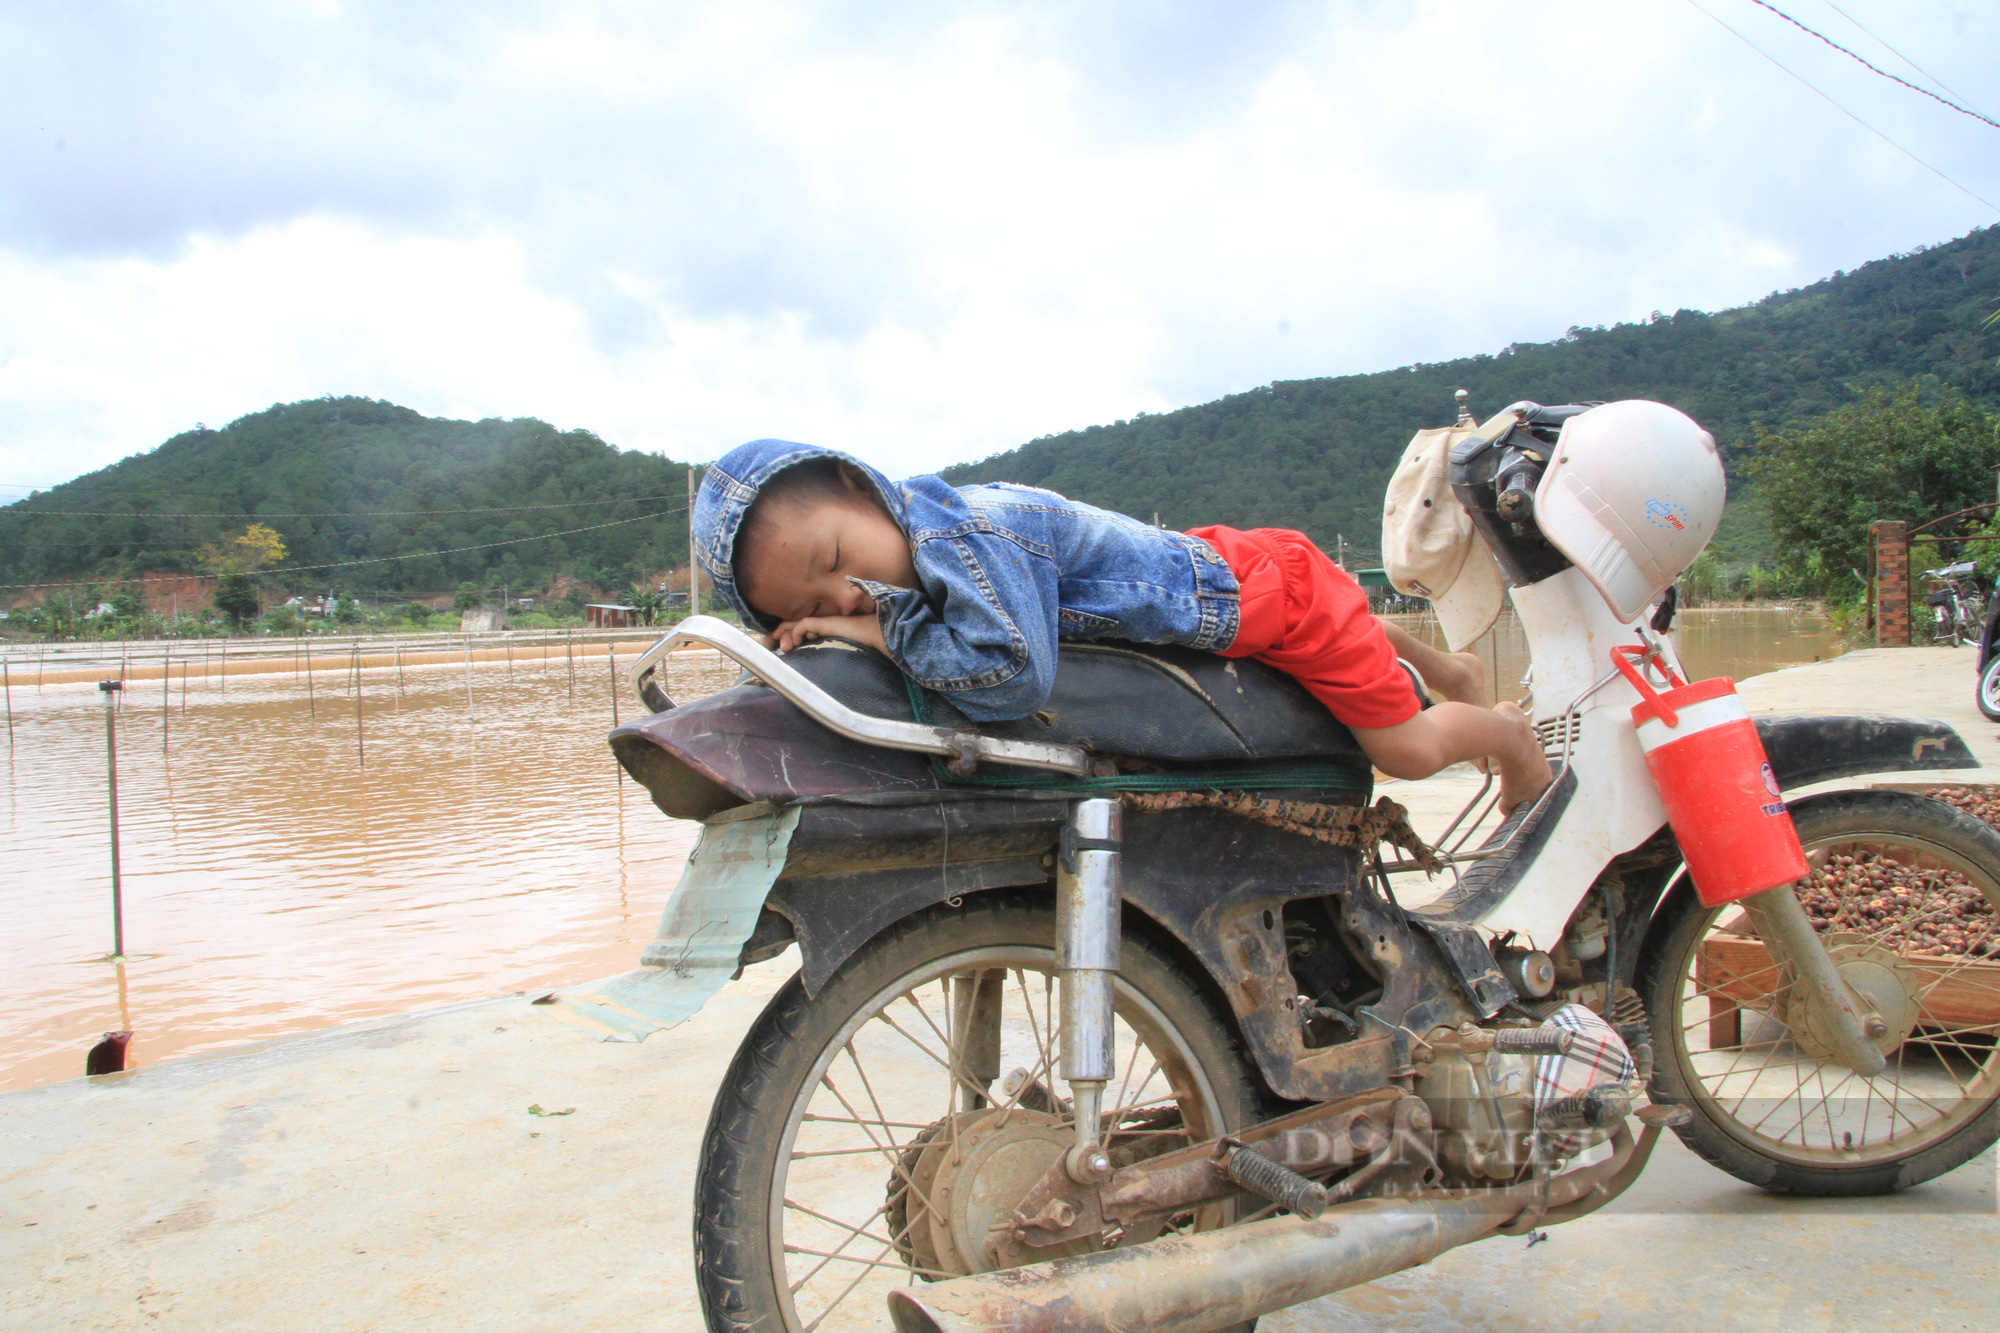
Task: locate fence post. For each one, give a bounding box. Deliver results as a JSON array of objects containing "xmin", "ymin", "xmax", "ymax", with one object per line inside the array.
[
  {"xmin": 1871, "ymin": 519, "xmax": 1910, "ymax": 647},
  {"xmin": 99, "ymin": 680, "xmax": 126, "ymax": 960}
]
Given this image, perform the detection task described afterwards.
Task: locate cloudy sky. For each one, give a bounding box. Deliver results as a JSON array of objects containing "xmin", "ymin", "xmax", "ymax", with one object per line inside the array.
[{"xmin": 0, "ymin": 0, "xmax": 1994, "ymax": 493}]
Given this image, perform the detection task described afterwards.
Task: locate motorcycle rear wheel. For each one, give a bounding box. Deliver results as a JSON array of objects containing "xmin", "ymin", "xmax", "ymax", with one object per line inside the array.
[
  {"xmin": 1641, "ymin": 789, "xmax": 2000, "ymax": 1195},
  {"xmin": 693, "ymin": 890, "xmax": 1263, "ymax": 1333}
]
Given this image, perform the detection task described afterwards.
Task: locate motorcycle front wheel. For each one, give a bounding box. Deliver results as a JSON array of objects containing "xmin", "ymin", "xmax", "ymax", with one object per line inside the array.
[
  {"xmin": 1977, "ymin": 652, "xmax": 2000, "ymax": 722},
  {"xmin": 1641, "ymin": 789, "xmax": 2000, "ymax": 1195},
  {"xmin": 692, "ymin": 890, "xmax": 1263, "ymax": 1333}
]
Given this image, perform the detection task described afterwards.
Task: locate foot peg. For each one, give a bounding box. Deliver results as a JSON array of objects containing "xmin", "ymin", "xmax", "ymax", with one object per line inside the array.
[
  {"xmin": 1536, "ymin": 1083, "xmax": 1633, "ymax": 1132},
  {"xmin": 1219, "ymin": 1142, "xmax": 1329, "ymax": 1220},
  {"xmin": 1488, "ymin": 1025, "xmax": 1575, "ymax": 1057}
]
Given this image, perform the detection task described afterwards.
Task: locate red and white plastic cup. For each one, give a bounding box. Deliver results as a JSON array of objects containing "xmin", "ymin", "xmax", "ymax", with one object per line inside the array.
[{"xmin": 1613, "ymin": 646, "xmax": 1807, "ymax": 908}]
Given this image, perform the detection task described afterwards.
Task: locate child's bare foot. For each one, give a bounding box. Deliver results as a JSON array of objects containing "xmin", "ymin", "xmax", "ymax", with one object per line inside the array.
[
  {"xmin": 1491, "ymin": 701, "xmax": 1553, "ymax": 812},
  {"xmin": 1427, "ymin": 650, "xmax": 1489, "ymax": 707}
]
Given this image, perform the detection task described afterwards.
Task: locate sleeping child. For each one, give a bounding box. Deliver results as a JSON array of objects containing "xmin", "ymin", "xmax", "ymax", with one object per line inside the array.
[{"xmin": 692, "ymin": 440, "xmax": 1551, "ymax": 814}]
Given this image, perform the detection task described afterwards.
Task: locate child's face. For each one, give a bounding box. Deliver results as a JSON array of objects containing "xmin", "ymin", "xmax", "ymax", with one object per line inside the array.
[{"xmin": 736, "ymin": 486, "xmax": 918, "ymax": 625}]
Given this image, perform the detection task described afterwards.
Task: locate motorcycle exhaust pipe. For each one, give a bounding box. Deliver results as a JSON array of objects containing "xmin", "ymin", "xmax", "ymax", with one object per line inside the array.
[{"xmin": 885, "ymin": 1193, "xmax": 1517, "ymax": 1333}]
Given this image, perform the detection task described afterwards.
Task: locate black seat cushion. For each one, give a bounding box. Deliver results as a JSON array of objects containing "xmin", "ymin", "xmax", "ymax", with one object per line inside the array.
[{"xmin": 775, "ymin": 638, "xmax": 1366, "ymax": 766}]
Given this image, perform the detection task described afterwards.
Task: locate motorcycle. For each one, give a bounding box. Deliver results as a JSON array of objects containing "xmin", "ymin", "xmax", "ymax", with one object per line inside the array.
[
  {"xmin": 585, "ymin": 399, "xmax": 2000, "ymax": 1333},
  {"xmin": 1975, "ymin": 577, "xmax": 2000, "ymax": 722},
  {"xmin": 1922, "ymin": 560, "xmax": 1982, "ymax": 647}
]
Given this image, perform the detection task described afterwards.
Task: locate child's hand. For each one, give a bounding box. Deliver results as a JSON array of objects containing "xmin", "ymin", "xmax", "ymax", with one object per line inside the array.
[{"xmin": 771, "ymin": 614, "xmax": 887, "ymax": 655}]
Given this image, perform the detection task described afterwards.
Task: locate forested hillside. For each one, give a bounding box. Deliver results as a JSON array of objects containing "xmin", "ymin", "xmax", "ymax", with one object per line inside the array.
[
  {"xmin": 0, "ymin": 398, "xmax": 694, "ymax": 602},
  {"xmin": 5, "ymin": 225, "xmax": 1995, "ymax": 608},
  {"xmin": 944, "ymin": 225, "xmax": 2000, "ymax": 563}
]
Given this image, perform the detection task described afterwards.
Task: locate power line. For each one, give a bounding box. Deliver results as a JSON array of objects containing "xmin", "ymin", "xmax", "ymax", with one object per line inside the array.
[
  {"xmin": 1823, "ymin": 2, "xmax": 1991, "ymax": 117},
  {"xmin": 0, "ymin": 494, "xmax": 693, "ymax": 519},
  {"xmin": 1745, "ymin": 0, "xmax": 2000, "ymax": 130},
  {"xmin": 1682, "ymin": 0, "xmax": 2000, "ymax": 215},
  {"xmin": 0, "ymin": 509, "xmax": 674, "ymax": 592}
]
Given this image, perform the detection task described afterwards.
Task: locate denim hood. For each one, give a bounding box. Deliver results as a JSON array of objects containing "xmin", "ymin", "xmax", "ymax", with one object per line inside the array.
[
  {"xmin": 692, "ymin": 438, "xmax": 904, "ymax": 631},
  {"xmin": 693, "ymin": 438, "xmax": 1240, "ymax": 720}
]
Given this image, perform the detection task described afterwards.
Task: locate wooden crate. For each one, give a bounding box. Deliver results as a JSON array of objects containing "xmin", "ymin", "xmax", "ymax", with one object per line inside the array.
[{"xmin": 1695, "ymin": 935, "xmax": 2000, "ymax": 1048}]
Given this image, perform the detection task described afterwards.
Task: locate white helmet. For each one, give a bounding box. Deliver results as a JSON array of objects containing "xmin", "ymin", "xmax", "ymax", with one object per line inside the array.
[{"xmin": 1534, "ymin": 400, "xmax": 1724, "ymax": 622}]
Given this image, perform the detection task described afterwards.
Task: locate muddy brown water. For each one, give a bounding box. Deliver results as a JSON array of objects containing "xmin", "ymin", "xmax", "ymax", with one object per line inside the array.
[
  {"xmin": 0, "ymin": 607, "xmax": 1846, "ymax": 1091},
  {"xmin": 0, "ymin": 647, "xmax": 742, "ymax": 1092},
  {"xmin": 1399, "ymin": 604, "xmax": 1849, "ymax": 705}
]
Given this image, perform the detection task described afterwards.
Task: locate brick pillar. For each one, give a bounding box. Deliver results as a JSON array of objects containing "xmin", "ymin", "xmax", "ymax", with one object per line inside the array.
[{"xmin": 1872, "ymin": 519, "xmax": 1909, "ymax": 647}]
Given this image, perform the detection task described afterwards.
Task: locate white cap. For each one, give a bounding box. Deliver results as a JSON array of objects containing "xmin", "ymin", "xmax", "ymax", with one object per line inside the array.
[{"xmin": 1381, "ymin": 413, "xmax": 1513, "ymax": 650}]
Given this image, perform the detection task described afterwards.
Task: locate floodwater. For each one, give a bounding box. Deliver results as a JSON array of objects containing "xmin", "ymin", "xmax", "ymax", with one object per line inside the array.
[
  {"xmin": 0, "ymin": 646, "xmax": 741, "ymax": 1092},
  {"xmin": 1401, "ymin": 604, "xmax": 1850, "ymax": 705},
  {"xmin": 0, "ymin": 605, "xmax": 1847, "ymax": 1092}
]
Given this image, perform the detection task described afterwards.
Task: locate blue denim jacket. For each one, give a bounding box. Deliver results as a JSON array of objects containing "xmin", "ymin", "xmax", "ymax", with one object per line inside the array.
[{"xmin": 693, "ymin": 439, "xmax": 1241, "ymax": 720}]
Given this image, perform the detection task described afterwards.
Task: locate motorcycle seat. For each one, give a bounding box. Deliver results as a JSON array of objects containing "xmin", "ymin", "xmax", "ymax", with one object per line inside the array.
[{"xmin": 771, "ymin": 637, "xmax": 1370, "ymax": 767}]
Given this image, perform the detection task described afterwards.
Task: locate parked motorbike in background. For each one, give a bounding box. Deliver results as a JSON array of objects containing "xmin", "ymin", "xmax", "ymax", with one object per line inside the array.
[
  {"xmin": 1923, "ymin": 560, "xmax": 1982, "ymax": 647},
  {"xmin": 591, "ymin": 397, "xmax": 2000, "ymax": 1333}
]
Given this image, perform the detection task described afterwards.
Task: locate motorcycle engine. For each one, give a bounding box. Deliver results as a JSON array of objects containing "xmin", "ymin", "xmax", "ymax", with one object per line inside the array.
[
  {"xmin": 1413, "ymin": 1040, "xmax": 1539, "ymax": 1181},
  {"xmin": 1413, "ymin": 1009, "xmax": 1641, "ymax": 1184}
]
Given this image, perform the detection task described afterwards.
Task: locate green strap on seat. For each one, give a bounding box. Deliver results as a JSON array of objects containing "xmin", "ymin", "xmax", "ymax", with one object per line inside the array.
[{"xmin": 900, "ymin": 675, "xmax": 1370, "ymax": 795}]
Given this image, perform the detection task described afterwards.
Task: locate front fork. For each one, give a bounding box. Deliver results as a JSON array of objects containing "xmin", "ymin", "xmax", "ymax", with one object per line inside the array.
[
  {"xmin": 1740, "ymin": 884, "xmax": 1890, "ymax": 1078},
  {"xmin": 1057, "ymin": 797, "xmax": 1122, "ymax": 1183}
]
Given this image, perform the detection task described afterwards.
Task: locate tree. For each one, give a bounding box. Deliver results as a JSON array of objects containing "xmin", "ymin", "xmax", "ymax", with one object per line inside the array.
[
  {"xmin": 196, "ymin": 522, "xmax": 286, "ymax": 631},
  {"xmin": 1749, "ymin": 383, "xmax": 2000, "ymax": 591},
  {"xmin": 197, "ymin": 522, "xmax": 287, "ymax": 574},
  {"xmin": 213, "ymin": 573, "xmax": 260, "ymax": 628},
  {"xmin": 453, "ymin": 582, "xmax": 483, "ymax": 612},
  {"xmin": 625, "ymin": 580, "xmax": 669, "ymax": 626}
]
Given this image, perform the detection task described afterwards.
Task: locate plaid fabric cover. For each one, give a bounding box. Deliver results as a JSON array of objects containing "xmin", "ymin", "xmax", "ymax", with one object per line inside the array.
[{"xmin": 1533, "ymin": 1003, "xmax": 1639, "ymax": 1158}]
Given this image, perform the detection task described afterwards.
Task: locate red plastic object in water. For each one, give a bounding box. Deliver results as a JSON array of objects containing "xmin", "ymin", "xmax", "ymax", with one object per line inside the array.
[{"xmin": 1613, "ymin": 646, "xmax": 1808, "ymax": 907}]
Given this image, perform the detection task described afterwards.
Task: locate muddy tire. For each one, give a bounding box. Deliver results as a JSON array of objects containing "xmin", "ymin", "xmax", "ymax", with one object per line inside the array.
[
  {"xmin": 1977, "ymin": 653, "xmax": 2000, "ymax": 723},
  {"xmin": 1639, "ymin": 789, "xmax": 2000, "ymax": 1195},
  {"xmin": 693, "ymin": 890, "xmax": 1263, "ymax": 1332}
]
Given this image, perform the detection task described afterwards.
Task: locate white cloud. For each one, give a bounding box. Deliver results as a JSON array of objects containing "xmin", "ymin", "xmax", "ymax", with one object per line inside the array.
[{"xmin": 0, "ymin": 0, "xmax": 1994, "ymax": 488}]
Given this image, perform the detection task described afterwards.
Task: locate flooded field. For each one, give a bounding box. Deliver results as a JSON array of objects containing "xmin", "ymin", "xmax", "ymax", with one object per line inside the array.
[
  {"xmin": 0, "ymin": 604, "xmax": 1849, "ymax": 1091},
  {"xmin": 1402, "ymin": 604, "xmax": 1849, "ymax": 704},
  {"xmin": 0, "ymin": 645, "xmax": 741, "ymax": 1092}
]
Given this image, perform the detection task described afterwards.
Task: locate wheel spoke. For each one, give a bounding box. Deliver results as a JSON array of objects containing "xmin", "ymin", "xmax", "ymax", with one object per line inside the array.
[
  {"xmin": 801, "ymin": 1114, "xmax": 936, "ymax": 1130},
  {"xmin": 869, "ymin": 1007, "xmax": 1002, "ymax": 1111},
  {"xmin": 790, "ymin": 1142, "xmax": 929, "ymax": 1159},
  {"xmin": 799, "ymin": 1239, "xmax": 902, "ymax": 1333},
  {"xmin": 811, "ymin": 1069, "xmax": 946, "ymax": 1217},
  {"xmin": 783, "ymin": 1199, "xmax": 895, "ymax": 1294},
  {"xmin": 1108, "ymin": 1069, "xmax": 1168, "ymax": 1123},
  {"xmin": 1110, "ymin": 1023, "xmax": 1147, "ymax": 1124}
]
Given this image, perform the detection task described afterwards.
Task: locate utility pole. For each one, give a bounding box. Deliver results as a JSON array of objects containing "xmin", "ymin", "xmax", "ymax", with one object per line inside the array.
[
  {"xmin": 687, "ymin": 466, "xmax": 701, "ymax": 617},
  {"xmin": 1336, "ymin": 534, "xmax": 1345, "ymax": 568}
]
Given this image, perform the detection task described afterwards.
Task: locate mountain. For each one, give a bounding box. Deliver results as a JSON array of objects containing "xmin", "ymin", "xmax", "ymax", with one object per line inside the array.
[
  {"xmin": 6, "ymin": 225, "xmax": 1996, "ymax": 602},
  {"xmin": 942, "ymin": 225, "xmax": 2000, "ymax": 565},
  {"xmin": 0, "ymin": 398, "xmax": 694, "ymax": 602}
]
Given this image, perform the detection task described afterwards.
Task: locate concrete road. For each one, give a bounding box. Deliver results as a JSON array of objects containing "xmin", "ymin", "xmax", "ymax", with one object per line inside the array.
[{"xmin": 4, "ymin": 647, "xmax": 1996, "ymax": 1332}]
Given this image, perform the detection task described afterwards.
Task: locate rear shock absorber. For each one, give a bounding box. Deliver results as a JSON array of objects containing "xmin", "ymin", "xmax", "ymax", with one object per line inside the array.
[{"xmin": 1057, "ymin": 798, "xmax": 1122, "ymax": 1183}]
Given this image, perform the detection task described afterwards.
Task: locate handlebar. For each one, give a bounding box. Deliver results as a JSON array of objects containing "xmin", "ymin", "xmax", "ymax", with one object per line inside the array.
[{"xmin": 625, "ymin": 615, "xmax": 1092, "ymax": 777}]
